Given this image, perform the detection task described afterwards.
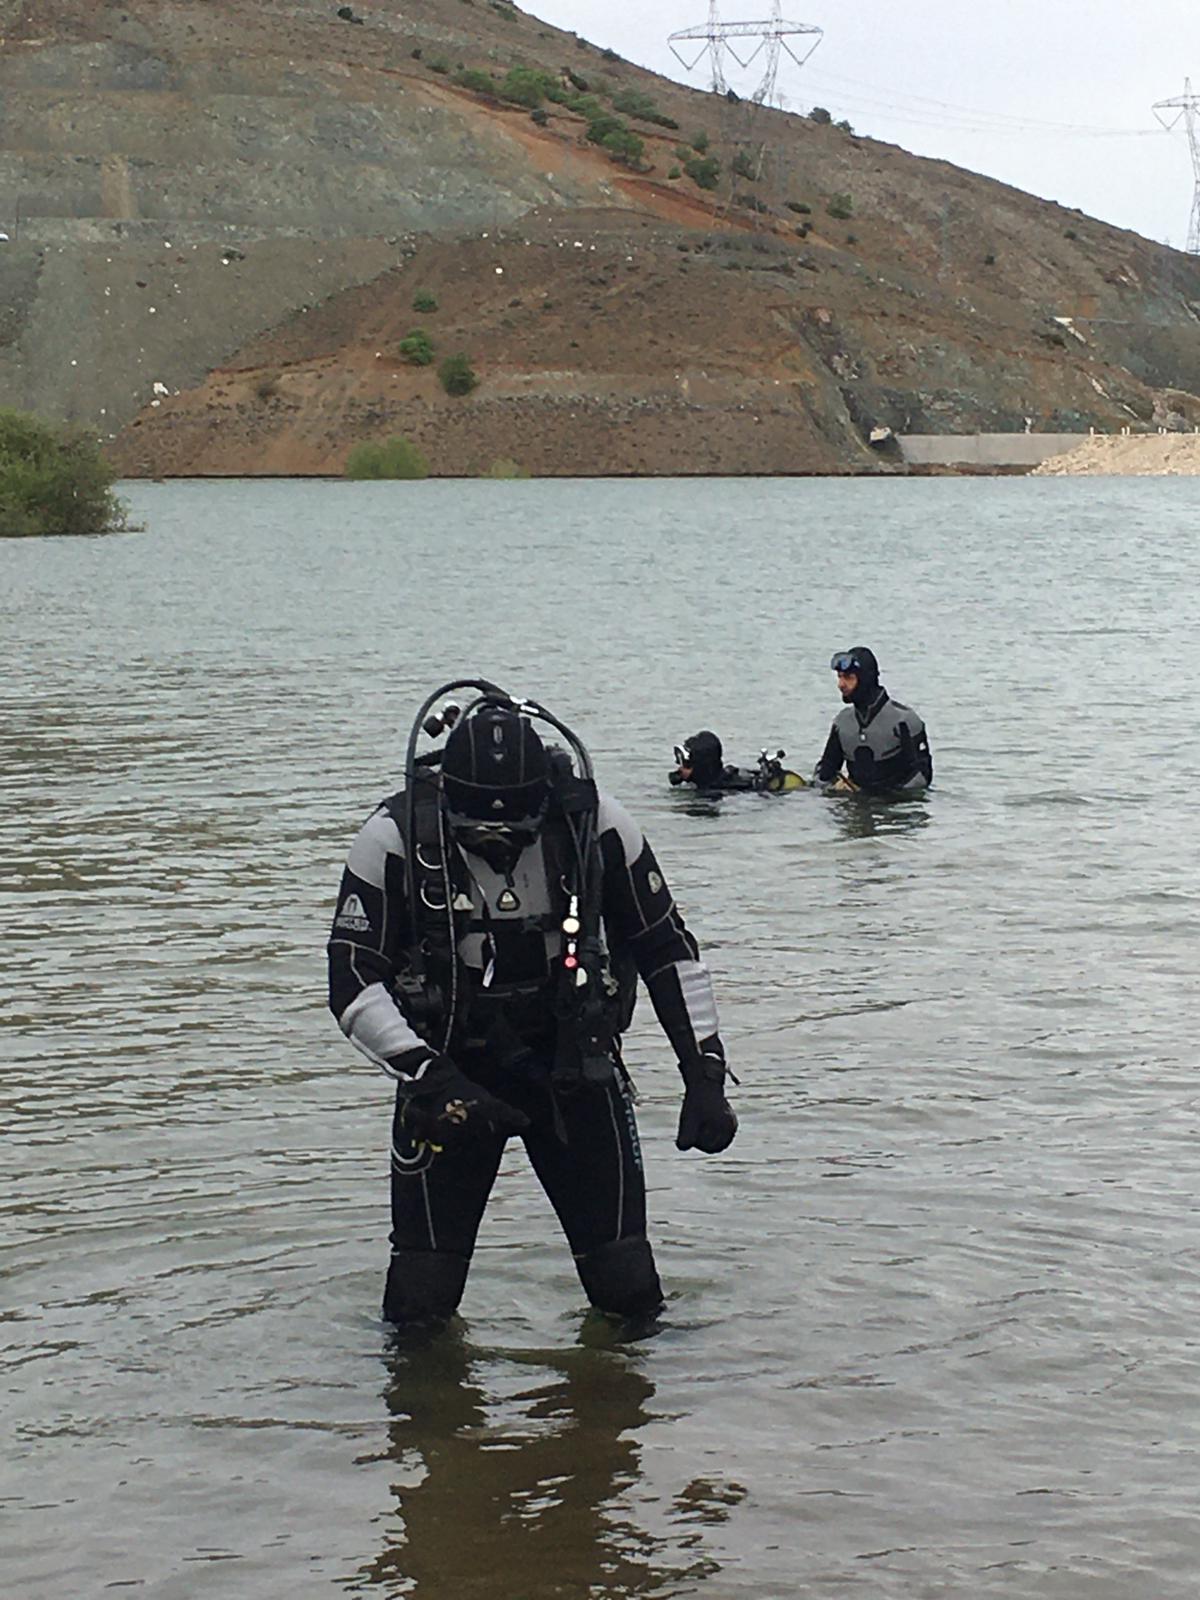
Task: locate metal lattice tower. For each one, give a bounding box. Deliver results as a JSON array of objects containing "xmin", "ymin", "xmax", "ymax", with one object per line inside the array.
[
  {"xmin": 1153, "ymin": 79, "xmax": 1200, "ymax": 254},
  {"xmin": 668, "ymin": 0, "xmax": 823, "ymax": 107}
]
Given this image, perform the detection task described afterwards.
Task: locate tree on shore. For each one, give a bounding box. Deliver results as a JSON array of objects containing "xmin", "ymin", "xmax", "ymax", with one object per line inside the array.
[{"xmin": 0, "ymin": 409, "xmax": 128, "ymax": 537}]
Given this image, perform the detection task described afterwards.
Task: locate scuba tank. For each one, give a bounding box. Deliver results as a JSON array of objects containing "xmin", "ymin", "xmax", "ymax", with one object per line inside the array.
[{"xmin": 754, "ymin": 749, "xmax": 808, "ymax": 794}]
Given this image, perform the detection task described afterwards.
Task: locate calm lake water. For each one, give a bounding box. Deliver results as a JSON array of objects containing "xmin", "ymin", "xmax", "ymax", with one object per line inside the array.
[{"xmin": 4, "ymin": 476, "xmax": 1200, "ymax": 1598}]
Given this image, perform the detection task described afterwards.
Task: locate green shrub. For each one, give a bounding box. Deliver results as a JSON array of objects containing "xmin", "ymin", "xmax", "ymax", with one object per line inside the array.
[
  {"xmin": 486, "ymin": 457, "xmax": 530, "ymax": 479},
  {"xmin": 345, "ymin": 437, "xmax": 429, "ymax": 480},
  {"xmin": 826, "ymin": 191, "xmax": 853, "ymax": 220},
  {"xmin": 530, "ymin": 107, "xmax": 549, "ymax": 126},
  {"xmin": 684, "ymin": 154, "xmax": 720, "ymax": 190},
  {"xmin": 455, "ymin": 67, "xmax": 496, "ymax": 96},
  {"xmin": 611, "ymin": 87, "xmax": 678, "ymax": 127},
  {"xmin": 0, "ymin": 408, "xmax": 127, "ymax": 538},
  {"xmin": 602, "ymin": 127, "xmax": 645, "ymax": 167},
  {"xmin": 428, "ymin": 57, "xmax": 450, "ymax": 75},
  {"xmin": 691, "ymin": 129, "xmax": 710, "ymax": 153},
  {"xmin": 835, "ymin": 118, "xmax": 854, "ymax": 134},
  {"xmin": 668, "ymin": 165, "xmax": 682, "ymax": 179},
  {"xmin": 499, "ymin": 65, "xmax": 559, "ymax": 108},
  {"xmin": 732, "ymin": 149, "xmax": 759, "ymax": 181},
  {"xmin": 586, "ymin": 111, "xmax": 625, "ymax": 145},
  {"xmin": 439, "ymin": 353, "xmax": 479, "ymax": 396},
  {"xmin": 412, "ymin": 290, "xmax": 439, "ymax": 313},
  {"xmin": 786, "ymin": 200, "xmax": 812, "ymax": 215},
  {"xmin": 563, "ymin": 91, "xmax": 605, "ymax": 120},
  {"xmin": 399, "ymin": 328, "xmax": 435, "ymax": 366},
  {"xmin": 810, "ymin": 105, "xmax": 832, "ymax": 124},
  {"xmin": 566, "ymin": 68, "xmax": 590, "ymax": 92}
]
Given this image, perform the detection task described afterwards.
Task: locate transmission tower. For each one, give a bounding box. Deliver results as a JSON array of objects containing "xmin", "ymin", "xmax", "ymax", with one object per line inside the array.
[
  {"xmin": 1153, "ymin": 79, "xmax": 1200, "ymax": 254},
  {"xmin": 668, "ymin": 0, "xmax": 823, "ymax": 107}
]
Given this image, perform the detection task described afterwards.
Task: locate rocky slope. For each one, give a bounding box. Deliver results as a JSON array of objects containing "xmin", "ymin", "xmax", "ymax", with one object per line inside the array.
[{"xmin": 4, "ymin": 0, "xmax": 1200, "ymax": 475}]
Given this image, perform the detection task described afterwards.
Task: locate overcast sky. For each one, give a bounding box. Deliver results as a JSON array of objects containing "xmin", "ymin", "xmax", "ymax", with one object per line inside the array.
[{"xmin": 524, "ymin": 0, "xmax": 1199, "ymax": 248}]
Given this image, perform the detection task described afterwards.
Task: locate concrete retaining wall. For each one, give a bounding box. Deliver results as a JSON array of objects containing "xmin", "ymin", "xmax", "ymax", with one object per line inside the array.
[{"xmin": 897, "ymin": 433, "xmax": 1091, "ymax": 467}]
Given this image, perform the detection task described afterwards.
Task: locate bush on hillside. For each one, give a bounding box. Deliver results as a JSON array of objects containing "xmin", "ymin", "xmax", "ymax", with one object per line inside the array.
[
  {"xmin": 439, "ymin": 353, "xmax": 479, "ymax": 396},
  {"xmin": 0, "ymin": 408, "xmax": 127, "ymax": 538},
  {"xmin": 602, "ymin": 127, "xmax": 645, "ymax": 168},
  {"xmin": 412, "ymin": 290, "xmax": 439, "ymax": 313},
  {"xmin": 684, "ymin": 154, "xmax": 720, "ymax": 190},
  {"xmin": 344, "ymin": 437, "xmax": 429, "ymax": 479},
  {"xmin": 400, "ymin": 328, "xmax": 435, "ymax": 366}
]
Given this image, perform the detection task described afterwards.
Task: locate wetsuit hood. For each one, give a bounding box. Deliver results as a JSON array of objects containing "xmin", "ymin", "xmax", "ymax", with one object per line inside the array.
[
  {"xmin": 842, "ymin": 646, "xmax": 881, "ymax": 710},
  {"xmin": 441, "ymin": 704, "xmax": 550, "ymax": 826},
  {"xmin": 682, "ymin": 730, "xmax": 724, "ymax": 787}
]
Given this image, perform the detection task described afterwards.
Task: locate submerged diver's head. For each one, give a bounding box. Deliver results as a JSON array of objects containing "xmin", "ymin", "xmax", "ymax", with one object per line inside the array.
[
  {"xmin": 442, "ymin": 702, "xmax": 550, "ymax": 870},
  {"xmin": 678, "ymin": 730, "xmax": 725, "ymax": 787},
  {"xmin": 830, "ymin": 646, "xmax": 880, "ymax": 707}
]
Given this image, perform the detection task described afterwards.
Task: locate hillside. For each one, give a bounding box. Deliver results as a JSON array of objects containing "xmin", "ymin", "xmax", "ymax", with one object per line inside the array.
[{"xmin": 3, "ymin": 0, "xmax": 1200, "ymax": 476}]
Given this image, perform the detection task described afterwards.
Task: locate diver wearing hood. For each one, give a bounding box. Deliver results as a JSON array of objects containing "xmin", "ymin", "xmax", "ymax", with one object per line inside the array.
[
  {"xmin": 328, "ymin": 685, "xmax": 737, "ymax": 1328},
  {"xmin": 815, "ymin": 648, "xmax": 932, "ymax": 792},
  {"xmin": 669, "ymin": 731, "xmax": 760, "ymax": 793}
]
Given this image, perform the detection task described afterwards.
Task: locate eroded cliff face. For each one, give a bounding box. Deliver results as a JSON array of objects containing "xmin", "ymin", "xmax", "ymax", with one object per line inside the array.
[{"xmin": 5, "ymin": 0, "xmax": 1200, "ymax": 475}]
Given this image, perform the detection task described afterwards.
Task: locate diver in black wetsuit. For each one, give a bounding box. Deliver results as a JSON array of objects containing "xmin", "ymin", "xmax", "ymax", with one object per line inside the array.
[
  {"xmin": 327, "ymin": 680, "xmax": 738, "ymax": 1328},
  {"xmin": 670, "ymin": 731, "xmax": 806, "ymax": 795},
  {"xmin": 815, "ymin": 647, "xmax": 933, "ymax": 793},
  {"xmin": 669, "ymin": 731, "xmax": 759, "ymax": 793}
]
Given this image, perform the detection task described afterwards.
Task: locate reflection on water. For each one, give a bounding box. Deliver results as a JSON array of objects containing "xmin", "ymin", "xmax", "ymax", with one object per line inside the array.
[{"xmin": 353, "ymin": 1338, "xmax": 725, "ymax": 1599}]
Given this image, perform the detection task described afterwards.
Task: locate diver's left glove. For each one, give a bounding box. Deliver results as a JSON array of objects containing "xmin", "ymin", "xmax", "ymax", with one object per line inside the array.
[
  {"xmin": 392, "ymin": 1052, "xmax": 530, "ymax": 1149},
  {"xmin": 676, "ymin": 1050, "xmax": 738, "ymax": 1154}
]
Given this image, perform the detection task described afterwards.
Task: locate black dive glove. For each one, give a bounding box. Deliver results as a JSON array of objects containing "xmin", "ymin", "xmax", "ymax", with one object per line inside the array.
[
  {"xmin": 676, "ymin": 1052, "xmax": 738, "ymax": 1154},
  {"xmin": 392, "ymin": 1053, "xmax": 530, "ymax": 1148}
]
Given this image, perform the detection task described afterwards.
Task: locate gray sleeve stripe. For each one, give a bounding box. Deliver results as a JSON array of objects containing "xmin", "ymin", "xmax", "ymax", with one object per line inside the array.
[
  {"xmin": 677, "ymin": 960, "xmax": 720, "ymax": 1038},
  {"xmin": 597, "ymin": 791, "xmax": 643, "ymax": 868},
  {"xmin": 347, "ymin": 809, "xmax": 404, "ymax": 889},
  {"xmin": 338, "ymin": 982, "xmax": 425, "ymax": 1067}
]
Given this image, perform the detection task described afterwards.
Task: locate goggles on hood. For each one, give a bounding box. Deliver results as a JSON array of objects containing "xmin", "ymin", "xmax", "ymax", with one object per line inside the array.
[
  {"xmin": 830, "ymin": 652, "xmax": 862, "ymax": 673},
  {"xmin": 673, "ymin": 744, "xmax": 691, "ymax": 767}
]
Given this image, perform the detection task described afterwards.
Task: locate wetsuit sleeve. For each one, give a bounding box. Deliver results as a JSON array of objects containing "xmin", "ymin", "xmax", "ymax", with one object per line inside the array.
[
  {"xmin": 816, "ymin": 722, "xmax": 844, "ymax": 783},
  {"xmin": 327, "ymin": 806, "xmax": 430, "ymax": 1077},
  {"xmin": 897, "ymin": 719, "xmax": 933, "ymax": 787},
  {"xmin": 597, "ymin": 794, "xmax": 724, "ymax": 1066}
]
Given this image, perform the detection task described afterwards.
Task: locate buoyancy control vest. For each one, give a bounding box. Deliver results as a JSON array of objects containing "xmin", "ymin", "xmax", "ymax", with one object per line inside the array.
[
  {"xmin": 386, "ymin": 774, "xmax": 637, "ymax": 1083},
  {"xmin": 832, "ymin": 695, "xmax": 929, "ymax": 791}
]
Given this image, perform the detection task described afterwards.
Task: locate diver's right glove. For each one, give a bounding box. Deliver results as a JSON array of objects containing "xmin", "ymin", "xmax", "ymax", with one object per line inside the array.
[
  {"xmin": 391, "ymin": 1052, "xmax": 530, "ymax": 1148},
  {"xmin": 676, "ymin": 1051, "xmax": 738, "ymax": 1154}
]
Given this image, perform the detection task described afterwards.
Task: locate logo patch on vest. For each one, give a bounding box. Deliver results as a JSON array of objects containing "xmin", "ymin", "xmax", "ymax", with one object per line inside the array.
[
  {"xmin": 335, "ymin": 893, "xmax": 371, "ymax": 932},
  {"xmin": 648, "ymin": 871, "xmax": 663, "ymax": 895}
]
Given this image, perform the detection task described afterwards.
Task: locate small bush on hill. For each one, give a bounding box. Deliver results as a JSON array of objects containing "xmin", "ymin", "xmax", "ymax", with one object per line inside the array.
[
  {"xmin": 602, "ymin": 127, "xmax": 645, "ymax": 167},
  {"xmin": 439, "ymin": 354, "xmax": 479, "ymax": 396},
  {"xmin": 685, "ymin": 155, "xmax": 720, "ymax": 190},
  {"xmin": 412, "ymin": 290, "xmax": 439, "ymax": 313},
  {"xmin": 786, "ymin": 200, "xmax": 812, "ymax": 214},
  {"xmin": 486, "ymin": 457, "xmax": 530, "ymax": 479},
  {"xmin": 500, "ymin": 66, "xmax": 559, "ymax": 108},
  {"xmin": 345, "ymin": 437, "xmax": 429, "ymax": 480},
  {"xmin": 691, "ymin": 129, "xmax": 710, "ymax": 153},
  {"xmin": 732, "ymin": 150, "xmax": 759, "ymax": 181},
  {"xmin": 810, "ymin": 106, "xmax": 832, "ymax": 124},
  {"xmin": 0, "ymin": 408, "xmax": 127, "ymax": 537},
  {"xmin": 455, "ymin": 68, "xmax": 496, "ymax": 96},
  {"xmin": 400, "ymin": 328, "xmax": 435, "ymax": 366},
  {"xmin": 826, "ymin": 192, "xmax": 853, "ymax": 220}
]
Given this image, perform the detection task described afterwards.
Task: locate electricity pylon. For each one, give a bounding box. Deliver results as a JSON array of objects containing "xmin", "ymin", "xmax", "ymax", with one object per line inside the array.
[
  {"xmin": 668, "ymin": 0, "xmax": 823, "ymax": 106},
  {"xmin": 1153, "ymin": 80, "xmax": 1200, "ymax": 254}
]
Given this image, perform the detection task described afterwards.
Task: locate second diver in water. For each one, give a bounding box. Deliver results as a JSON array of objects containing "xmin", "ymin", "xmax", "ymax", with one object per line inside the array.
[
  {"xmin": 816, "ymin": 647, "xmax": 932, "ymax": 793},
  {"xmin": 669, "ymin": 730, "xmax": 806, "ymax": 795}
]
